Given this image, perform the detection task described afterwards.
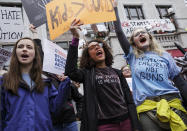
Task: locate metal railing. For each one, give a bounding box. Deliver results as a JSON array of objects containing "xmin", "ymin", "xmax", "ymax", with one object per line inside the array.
[{"xmin": 154, "ymin": 33, "xmax": 180, "ymax": 49}]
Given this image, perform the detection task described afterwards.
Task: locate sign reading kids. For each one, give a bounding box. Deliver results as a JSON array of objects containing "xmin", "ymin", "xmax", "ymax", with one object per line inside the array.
[
  {"xmin": 46, "ymin": 0, "xmax": 116, "ymax": 40},
  {"xmin": 42, "ymin": 39, "xmax": 67, "ymax": 75}
]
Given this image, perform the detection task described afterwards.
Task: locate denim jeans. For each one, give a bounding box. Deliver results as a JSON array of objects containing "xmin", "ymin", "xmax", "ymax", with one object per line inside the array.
[{"xmin": 53, "ymin": 121, "xmax": 78, "ymax": 131}]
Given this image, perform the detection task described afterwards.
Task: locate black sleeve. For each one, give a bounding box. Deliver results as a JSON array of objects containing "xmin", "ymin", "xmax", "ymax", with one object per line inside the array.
[
  {"xmin": 65, "ymin": 44, "xmax": 85, "ymax": 83},
  {"xmin": 0, "ymin": 85, "xmax": 6, "ymax": 130},
  {"xmin": 113, "ymin": 7, "xmax": 130, "ymax": 55},
  {"xmin": 125, "ymin": 86, "xmax": 142, "ymax": 130},
  {"xmin": 33, "ymin": 39, "xmax": 44, "ymax": 63},
  {"xmin": 119, "ymin": 73, "xmax": 142, "ymax": 131},
  {"xmin": 71, "ymin": 84, "xmax": 83, "ymax": 120},
  {"xmin": 173, "ymin": 74, "xmax": 187, "ymax": 106}
]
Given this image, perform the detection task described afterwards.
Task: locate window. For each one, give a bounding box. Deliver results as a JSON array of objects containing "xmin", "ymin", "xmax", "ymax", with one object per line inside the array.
[
  {"xmin": 0, "ymin": 3, "xmax": 22, "ymax": 7},
  {"xmin": 56, "ymin": 41, "xmax": 69, "ymax": 50},
  {"xmin": 124, "ymin": 6, "xmax": 145, "ymax": 20},
  {"xmin": 156, "ymin": 6, "xmax": 171, "ymax": 19}
]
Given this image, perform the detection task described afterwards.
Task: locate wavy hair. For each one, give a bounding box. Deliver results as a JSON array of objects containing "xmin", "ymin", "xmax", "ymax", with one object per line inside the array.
[
  {"xmin": 129, "ymin": 27, "xmax": 165, "ymax": 58},
  {"xmin": 3, "ymin": 37, "xmax": 44, "ymax": 95},
  {"xmin": 80, "ymin": 39, "xmax": 113, "ymax": 69}
]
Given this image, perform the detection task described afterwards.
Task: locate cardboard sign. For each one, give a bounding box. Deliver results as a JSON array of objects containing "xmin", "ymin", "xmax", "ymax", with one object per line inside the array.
[
  {"xmin": 42, "ymin": 39, "xmax": 67, "ymax": 75},
  {"xmin": 0, "ymin": 47, "xmax": 12, "ymax": 69},
  {"xmin": 121, "ymin": 19, "xmax": 176, "ymax": 37},
  {"xmin": 0, "ymin": 7, "xmax": 25, "ymax": 42},
  {"xmin": 46, "ymin": 0, "xmax": 116, "ymax": 40},
  {"xmin": 21, "ymin": 0, "xmax": 51, "ymax": 27}
]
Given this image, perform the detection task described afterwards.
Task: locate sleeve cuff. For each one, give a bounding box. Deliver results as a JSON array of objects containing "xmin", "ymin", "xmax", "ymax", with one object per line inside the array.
[{"xmin": 71, "ymin": 38, "xmax": 79, "ymax": 47}]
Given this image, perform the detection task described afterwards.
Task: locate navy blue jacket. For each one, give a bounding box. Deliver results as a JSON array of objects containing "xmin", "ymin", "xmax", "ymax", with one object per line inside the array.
[{"xmin": 0, "ymin": 77, "xmax": 70, "ymax": 131}]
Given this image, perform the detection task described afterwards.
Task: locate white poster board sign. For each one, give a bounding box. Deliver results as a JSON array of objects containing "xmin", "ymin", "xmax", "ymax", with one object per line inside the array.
[
  {"xmin": 0, "ymin": 7, "xmax": 25, "ymax": 42},
  {"xmin": 0, "ymin": 47, "xmax": 12, "ymax": 69},
  {"xmin": 126, "ymin": 78, "xmax": 132, "ymax": 91},
  {"xmin": 121, "ymin": 19, "xmax": 176, "ymax": 37},
  {"xmin": 97, "ymin": 24, "xmax": 107, "ymax": 32},
  {"xmin": 42, "ymin": 39, "xmax": 67, "ymax": 75}
]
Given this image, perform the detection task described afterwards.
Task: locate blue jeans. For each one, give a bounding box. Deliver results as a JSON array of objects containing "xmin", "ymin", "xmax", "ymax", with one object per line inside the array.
[{"xmin": 53, "ymin": 121, "xmax": 78, "ymax": 131}]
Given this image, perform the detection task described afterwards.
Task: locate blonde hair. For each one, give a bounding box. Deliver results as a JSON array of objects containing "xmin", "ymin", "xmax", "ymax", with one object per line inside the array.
[{"xmin": 129, "ymin": 27, "xmax": 165, "ymax": 58}]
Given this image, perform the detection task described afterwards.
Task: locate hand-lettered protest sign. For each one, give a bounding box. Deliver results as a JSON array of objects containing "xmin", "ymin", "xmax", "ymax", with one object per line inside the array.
[
  {"xmin": 0, "ymin": 47, "xmax": 12, "ymax": 69},
  {"xmin": 0, "ymin": 7, "xmax": 25, "ymax": 42},
  {"xmin": 46, "ymin": 0, "xmax": 116, "ymax": 40},
  {"xmin": 121, "ymin": 19, "xmax": 176, "ymax": 37},
  {"xmin": 21, "ymin": 0, "xmax": 51, "ymax": 27},
  {"xmin": 42, "ymin": 39, "xmax": 67, "ymax": 75}
]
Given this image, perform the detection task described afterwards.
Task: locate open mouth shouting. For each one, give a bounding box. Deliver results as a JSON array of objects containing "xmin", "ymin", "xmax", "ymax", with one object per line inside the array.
[
  {"xmin": 96, "ymin": 50, "xmax": 103, "ymax": 57},
  {"xmin": 21, "ymin": 54, "xmax": 29, "ymax": 60},
  {"xmin": 139, "ymin": 37, "xmax": 147, "ymax": 44}
]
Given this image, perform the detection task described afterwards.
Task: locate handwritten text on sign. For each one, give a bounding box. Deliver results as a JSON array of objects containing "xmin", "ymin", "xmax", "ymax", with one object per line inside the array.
[
  {"xmin": 42, "ymin": 39, "xmax": 67, "ymax": 75},
  {"xmin": 46, "ymin": 0, "xmax": 116, "ymax": 40},
  {"xmin": 0, "ymin": 7, "xmax": 24, "ymax": 42},
  {"xmin": 121, "ymin": 19, "xmax": 175, "ymax": 37}
]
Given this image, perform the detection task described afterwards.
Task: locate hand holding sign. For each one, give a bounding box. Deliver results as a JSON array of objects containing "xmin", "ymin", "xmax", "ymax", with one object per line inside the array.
[
  {"xmin": 29, "ymin": 24, "xmax": 37, "ymax": 34},
  {"xmin": 56, "ymin": 74, "xmax": 68, "ymax": 82},
  {"xmin": 29, "ymin": 24, "xmax": 39, "ymax": 39},
  {"xmin": 70, "ymin": 19, "xmax": 83, "ymax": 39}
]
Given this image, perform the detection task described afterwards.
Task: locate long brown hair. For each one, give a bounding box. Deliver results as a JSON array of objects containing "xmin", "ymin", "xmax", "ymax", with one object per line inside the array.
[
  {"xmin": 3, "ymin": 37, "xmax": 44, "ymax": 95},
  {"xmin": 80, "ymin": 39, "xmax": 113, "ymax": 69}
]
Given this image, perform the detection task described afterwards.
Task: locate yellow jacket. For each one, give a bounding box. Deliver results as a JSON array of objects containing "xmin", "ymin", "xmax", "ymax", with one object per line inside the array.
[{"xmin": 137, "ymin": 98, "xmax": 187, "ymax": 131}]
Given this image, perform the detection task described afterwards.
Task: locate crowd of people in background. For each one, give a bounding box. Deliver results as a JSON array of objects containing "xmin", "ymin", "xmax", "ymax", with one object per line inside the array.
[{"xmin": 0, "ymin": 0, "xmax": 187, "ymax": 131}]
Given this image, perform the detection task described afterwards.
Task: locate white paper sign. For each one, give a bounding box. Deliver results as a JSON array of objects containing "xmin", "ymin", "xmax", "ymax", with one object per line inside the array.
[
  {"xmin": 0, "ymin": 7, "xmax": 25, "ymax": 42},
  {"xmin": 121, "ymin": 19, "xmax": 176, "ymax": 37},
  {"xmin": 42, "ymin": 39, "xmax": 67, "ymax": 75},
  {"xmin": 126, "ymin": 78, "xmax": 132, "ymax": 91},
  {"xmin": 97, "ymin": 24, "xmax": 107, "ymax": 32},
  {"xmin": 0, "ymin": 47, "xmax": 12, "ymax": 69}
]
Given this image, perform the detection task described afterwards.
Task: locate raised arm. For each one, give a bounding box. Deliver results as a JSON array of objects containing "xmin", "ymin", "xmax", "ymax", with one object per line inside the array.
[
  {"xmin": 113, "ymin": 1, "xmax": 130, "ymax": 55},
  {"xmin": 65, "ymin": 19, "xmax": 85, "ymax": 83},
  {"xmin": 29, "ymin": 24, "xmax": 44, "ymax": 63}
]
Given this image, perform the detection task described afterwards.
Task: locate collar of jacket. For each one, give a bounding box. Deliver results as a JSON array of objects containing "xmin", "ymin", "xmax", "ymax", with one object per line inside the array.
[{"xmin": 19, "ymin": 79, "xmax": 35, "ymax": 91}]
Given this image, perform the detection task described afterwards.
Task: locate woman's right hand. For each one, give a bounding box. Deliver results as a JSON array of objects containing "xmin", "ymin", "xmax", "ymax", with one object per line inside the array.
[{"xmin": 70, "ymin": 19, "xmax": 83, "ymax": 39}]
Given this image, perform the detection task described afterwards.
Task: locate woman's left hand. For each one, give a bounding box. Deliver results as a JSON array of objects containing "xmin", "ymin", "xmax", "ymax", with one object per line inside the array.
[{"xmin": 70, "ymin": 18, "xmax": 83, "ymax": 38}]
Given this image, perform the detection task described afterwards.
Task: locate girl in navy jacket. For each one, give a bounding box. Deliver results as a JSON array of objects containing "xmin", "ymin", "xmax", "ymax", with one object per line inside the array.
[{"xmin": 0, "ymin": 37, "xmax": 70, "ymax": 131}]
